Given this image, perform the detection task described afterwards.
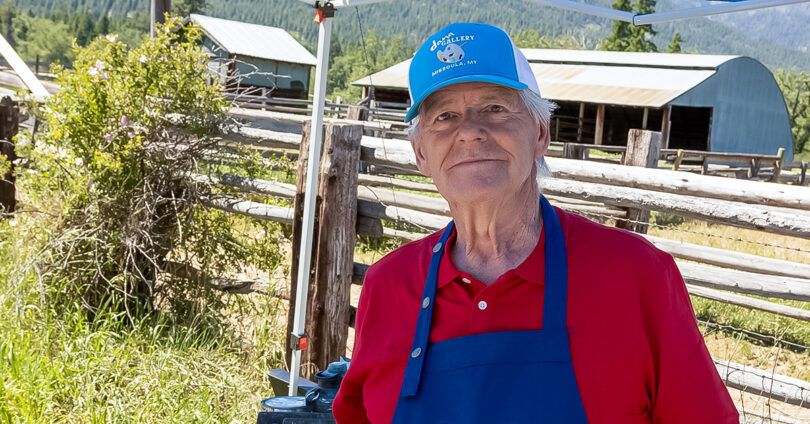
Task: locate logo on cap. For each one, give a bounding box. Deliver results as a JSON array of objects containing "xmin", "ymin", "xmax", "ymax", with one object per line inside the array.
[{"xmin": 437, "ymin": 43, "xmax": 465, "ymax": 63}]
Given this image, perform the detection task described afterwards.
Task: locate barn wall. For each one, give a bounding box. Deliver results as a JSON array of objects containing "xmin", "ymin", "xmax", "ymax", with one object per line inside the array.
[
  {"xmin": 670, "ymin": 57, "xmax": 793, "ymax": 161},
  {"xmin": 202, "ymin": 37, "xmax": 229, "ymax": 85}
]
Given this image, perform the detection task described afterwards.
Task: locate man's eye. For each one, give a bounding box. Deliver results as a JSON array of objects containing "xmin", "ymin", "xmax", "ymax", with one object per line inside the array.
[
  {"xmin": 437, "ymin": 112, "xmax": 452, "ymax": 121},
  {"xmin": 488, "ymin": 105, "xmax": 504, "ymax": 112}
]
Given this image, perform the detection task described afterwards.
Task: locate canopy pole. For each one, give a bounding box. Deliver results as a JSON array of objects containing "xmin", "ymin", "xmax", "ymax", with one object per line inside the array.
[
  {"xmin": 289, "ymin": 14, "xmax": 333, "ymax": 397},
  {"xmin": 633, "ymin": 0, "xmax": 809, "ymax": 24}
]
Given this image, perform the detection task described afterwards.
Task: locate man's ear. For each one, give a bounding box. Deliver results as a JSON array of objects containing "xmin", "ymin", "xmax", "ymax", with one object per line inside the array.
[
  {"xmin": 533, "ymin": 122, "xmax": 551, "ymax": 160},
  {"xmin": 411, "ymin": 137, "xmax": 432, "ymax": 177}
]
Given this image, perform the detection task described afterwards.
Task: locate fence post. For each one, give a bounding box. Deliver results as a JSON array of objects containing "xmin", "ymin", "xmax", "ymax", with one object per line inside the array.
[
  {"xmin": 616, "ymin": 129, "xmax": 661, "ymax": 234},
  {"xmin": 770, "ymin": 147, "xmax": 785, "ymax": 182},
  {"xmin": 563, "ymin": 143, "xmax": 587, "ymax": 160},
  {"xmin": 286, "ymin": 122, "xmax": 363, "ymax": 375},
  {"xmin": 347, "ymin": 105, "xmax": 368, "ymax": 122},
  {"xmin": 0, "ymin": 97, "xmax": 19, "ymax": 214}
]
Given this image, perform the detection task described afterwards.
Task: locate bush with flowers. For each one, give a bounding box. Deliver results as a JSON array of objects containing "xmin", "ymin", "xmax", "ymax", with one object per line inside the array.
[{"xmin": 20, "ymin": 17, "xmax": 278, "ymax": 319}]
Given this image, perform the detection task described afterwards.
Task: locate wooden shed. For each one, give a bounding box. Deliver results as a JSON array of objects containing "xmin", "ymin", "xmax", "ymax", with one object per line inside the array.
[
  {"xmin": 352, "ymin": 49, "xmax": 794, "ymax": 161},
  {"xmin": 189, "ymin": 14, "xmax": 317, "ymax": 100}
]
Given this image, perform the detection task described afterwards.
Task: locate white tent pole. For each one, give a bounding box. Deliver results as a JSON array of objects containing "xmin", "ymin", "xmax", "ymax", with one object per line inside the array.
[
  {"xmin": 524, "ymin": 0, "xmax": 635, "ymax": 22},
  {"xmin": 297, "ymin": 0, "xmax": 389, "ymax": 8},
  {"xmin": 633, "ymin": 0, "xmax": 809, "ymax": 25},
  {"xmin": 0, "ymin": 34, "xmax": 49, "ymax": 99},
  {"xmin": 289, "ymin": 15, "xmax": 333, "ymax": 397},
  {"xmin": 526, "ymin": 0, "xmax": 809, "ymax": 25}
]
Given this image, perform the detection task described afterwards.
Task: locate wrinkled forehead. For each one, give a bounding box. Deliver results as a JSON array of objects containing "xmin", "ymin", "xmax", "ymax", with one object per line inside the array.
[{"xmin": 420, "ymin": 82, "xmax": 522, "ymax": 115}]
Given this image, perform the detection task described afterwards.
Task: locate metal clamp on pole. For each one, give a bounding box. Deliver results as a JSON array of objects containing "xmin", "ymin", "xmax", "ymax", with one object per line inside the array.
[
  {"xmin": 314, "ymin": 1, "xmax": 336, "ymax": 22},
  {"xmin": 291, "ymin": 332, "xmax": 309, "ymax": 351}
]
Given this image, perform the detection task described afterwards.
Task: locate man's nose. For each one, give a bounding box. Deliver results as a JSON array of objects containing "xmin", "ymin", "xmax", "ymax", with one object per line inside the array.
[{"xmin": 456, "ymin": 111, "xmax": 487, "ymax": 143}]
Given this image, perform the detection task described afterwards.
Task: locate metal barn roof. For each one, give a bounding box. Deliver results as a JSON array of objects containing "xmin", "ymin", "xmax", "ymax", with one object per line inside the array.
[
  {"xmin": 189, "ymin": 14, "xmax": 317, "ymax": 66},
  {"xmin": 352, "ymin": 49, "xmax": 743, "ymax": 108},
  {"xmin": 521, "ymin": 49, "xmax": 737, "ymax": 70}
]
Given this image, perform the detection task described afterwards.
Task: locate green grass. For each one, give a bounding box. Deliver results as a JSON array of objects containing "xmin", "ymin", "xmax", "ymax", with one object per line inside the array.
[
  {"xmin": 0, "ymin": 192, "xmax": 288, "ymax": 423},
  {"xmin": 794, "ymin": 149, "xmax": 810, "ymax": 163}
]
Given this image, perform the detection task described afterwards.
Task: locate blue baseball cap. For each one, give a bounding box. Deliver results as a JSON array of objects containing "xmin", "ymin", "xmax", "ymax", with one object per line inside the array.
[{"xmin": 405, "ymin": 23, "xmax": 540, "ymax": 122}]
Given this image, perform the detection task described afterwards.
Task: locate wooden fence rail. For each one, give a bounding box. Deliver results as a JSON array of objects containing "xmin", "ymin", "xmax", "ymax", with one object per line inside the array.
[
  {"xmin": 545, "ymin": 157, "xmax": 810, "ymax": 211},
  {"xmin": 217, "ymin": 124, "xmax": 810, "ymax": 239},
  {"xmin": 194, "ymin": 168, "xmax": 810, "ymax": 317},
  {"xmin": 195, "ymin": 115, "xmax": 810, "ymax": 405}
]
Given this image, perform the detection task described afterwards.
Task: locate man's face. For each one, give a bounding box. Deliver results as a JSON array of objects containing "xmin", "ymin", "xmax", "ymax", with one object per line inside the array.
[{"xmin": 411, "ymin": 82, "xmax": 549, "ymax": 204}]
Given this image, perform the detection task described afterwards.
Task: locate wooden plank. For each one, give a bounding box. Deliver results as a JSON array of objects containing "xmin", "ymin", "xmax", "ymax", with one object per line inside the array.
[
  {"xmin": 358, "ymin": 185, "xmax": 450, "ymax": 216},
  {"xmin": 359, "ymin": 135, "xmax": 419, "ymax": 172},
  {"xmin": 617, "ymin": 129, "xmax": 661, "ymax": 234},
  {"xmin": 660, "ymin": 148, "xmax": 781, "ymax": 162},
  {"xmin": 202, "ymin": 196, "xmax": 294, "ymax": 224},
  {"xmin": 227, "ymin": 107, "xmax": 394, "ymax": 131},
  {"xmin": 594, "ymin": 104, "xmax": 605, "ymax": 145},
  {"xmin": 715, "ymin": 359, "xmax": 810, "ymax": 408},
  {"xmin": 771, "ymin": 147, "xmax": 786, "ymax": 182},
  {"xmin": 347, "ymin": 105, "xmax": 369, "ymax": 121},
  {"xmin": 687, "ymin": 285, "xmax": 810, "ymax": 321},
  {"xmin": 643, "ymin": 234, "xmax": 810, "ymax": 280},
  {"xmin": 357, "ymin": 174, "xmax": 439, "ymax": 193},
  {"xmin": 673, "ymin": 149, "xmax": 684, "ymax": 171},
  {"xmin": 163, "ymin": 261, "xmax": 275, "ymax": 296},
  {"xmin": 677, "ymin": 261, "xmax": 810, "ymax": 301},
  {"xmin": 623, "ymin": 129, "xmax": 661, "ymax": 169},
  {"xmin": 201, "ymin": 194, "xmax": 381, "ymax": 240},
  {"xmin": 0, "ymin": 97, "xmax": 18, "ymax": 213},
  {"xmin": 306, "ymin": 123, "xmax": 363, "ymax": 372},
  {"xmin": 660, "ymin": 105, "xmax": 671, "ymax": 149},
  {"xmin": 382, "ymin": 226, "xmax": 426, "ymax": 242},
  {"xmin": 540, "ymin": 178, "xmax": 810, "ymax": 238},
  {"xmin": 545, "ymin": 156, "xmax": 810, "ymax": 211},
  {"xmin": 357, "ymin": 198, "xmax": 450, "ymax": 231}
]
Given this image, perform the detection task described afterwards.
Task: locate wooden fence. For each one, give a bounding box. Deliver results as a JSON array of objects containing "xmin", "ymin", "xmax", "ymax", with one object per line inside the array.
[
  {"xmin": 185, "ymin": 110, "xmax": 810, "ymax": 409},
  {"xmin": 230, "ymin": 103, "xmax": 808, "ymax": 185}
]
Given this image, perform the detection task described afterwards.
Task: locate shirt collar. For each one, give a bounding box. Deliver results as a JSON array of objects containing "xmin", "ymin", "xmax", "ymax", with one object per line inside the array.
[{"xmin": 435, "ymin": 224, "xmax": 547, "ymax": 289}]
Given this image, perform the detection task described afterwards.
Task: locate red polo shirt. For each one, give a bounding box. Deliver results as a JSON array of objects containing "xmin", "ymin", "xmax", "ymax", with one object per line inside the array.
[{"xmin": 333, "ymin": 208, "xmax": 737, "ymax": 423}]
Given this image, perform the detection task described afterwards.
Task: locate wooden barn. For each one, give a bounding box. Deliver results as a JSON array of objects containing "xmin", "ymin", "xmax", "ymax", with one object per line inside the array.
[
  {"xmin": 188, "ymin": 14, "xmax": 317, "ymax": 99},
  {"xmin": 352, "ymin": 49, "xmax": 794, "ymax": 161}
]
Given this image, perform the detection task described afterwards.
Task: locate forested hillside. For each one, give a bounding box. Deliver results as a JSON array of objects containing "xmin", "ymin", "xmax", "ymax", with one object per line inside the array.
[{"xmin": 16, "ymin": 0, "xmax": 810, "ymax": 71}]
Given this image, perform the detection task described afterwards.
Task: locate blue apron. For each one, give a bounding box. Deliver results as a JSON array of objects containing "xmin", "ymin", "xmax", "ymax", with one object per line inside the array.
[{"xmin": 391, "ymin": 196, "xmax": 588, "ymax": 423}]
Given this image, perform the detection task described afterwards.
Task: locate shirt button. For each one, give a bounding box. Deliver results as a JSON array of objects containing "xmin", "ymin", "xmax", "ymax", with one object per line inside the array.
[
  {"xmin": 433, "ymin": 242, "xmax": 443, "ymax": 253},
  {"xmin": 461, "ymin": 277, "xmax": 471, "ymax": 284},
  {"xmin": 411, "ymin": 347, "xmax": 422, "ymax": 358},
  {"xmin": 422, "ymin": 297, "xmax": 431, "ymax": 309},
  {"xmin": 478, "ymin": 301, "xmax": 488, "ymax": 311}
]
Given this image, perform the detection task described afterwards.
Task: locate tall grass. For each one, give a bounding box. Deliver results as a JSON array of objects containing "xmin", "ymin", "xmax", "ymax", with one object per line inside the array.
[{"xmin": 0, "ymin": 200, "xmax": 288, "ymax": 423}]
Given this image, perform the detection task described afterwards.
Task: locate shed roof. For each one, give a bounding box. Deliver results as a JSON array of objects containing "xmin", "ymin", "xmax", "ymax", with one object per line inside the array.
[
  {"xmin": 189, "ymin": 14, "xmax": 317, "ymax": 66},
  {"xmin": 352, "ymin": 49, "xmax": 743, "ymax": 108}
]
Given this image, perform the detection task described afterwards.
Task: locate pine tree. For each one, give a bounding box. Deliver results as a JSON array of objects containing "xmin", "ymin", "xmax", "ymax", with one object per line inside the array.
[
  {"xmin": 1, "ymin": 0, "xmax": 15, "ymax": 47},
  {"xmin": 599, "ymin": 0, "xmax": 658, "ymax": 52},
  {"xmin": 172, "ymin": 0, "xmax": 208, "ymax": 17},
  {"xmin": 666, "ymin": 31, "xmax": 683, "ymax": 53},
  {"xmin": 94, "ymin": 14, "xmax": 109, "ymax": 36},
  {"xmin": 73, "ymin": 11, "xmax": 95, "ymax": 46}
]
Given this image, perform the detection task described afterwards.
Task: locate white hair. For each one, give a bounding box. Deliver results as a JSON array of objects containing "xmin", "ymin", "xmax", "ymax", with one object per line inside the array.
[{"xmin": 406, "ymin": 88, "xmax": 557, "ymax": 178}]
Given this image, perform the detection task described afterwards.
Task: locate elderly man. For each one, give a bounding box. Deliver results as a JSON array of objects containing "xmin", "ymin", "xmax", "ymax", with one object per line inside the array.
[{"xmin": 333, "ymin": 23, "xmax": 737, "ymax": 423}]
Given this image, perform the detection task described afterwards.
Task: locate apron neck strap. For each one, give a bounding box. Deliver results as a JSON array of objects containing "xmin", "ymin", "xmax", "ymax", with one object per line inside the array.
[
  {"xmin": 399, "ymin": 195, "xmax": 568, "ymax": 397},
  {"xmin": 540, "ymin": 195, "xmax": 568, "ymax": 331}
]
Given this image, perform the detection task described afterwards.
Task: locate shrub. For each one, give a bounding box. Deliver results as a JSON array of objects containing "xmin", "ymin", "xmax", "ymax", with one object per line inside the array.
[{"xmin": 24, "ymin": 17, "xmax": 269, "ymax": 320}]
